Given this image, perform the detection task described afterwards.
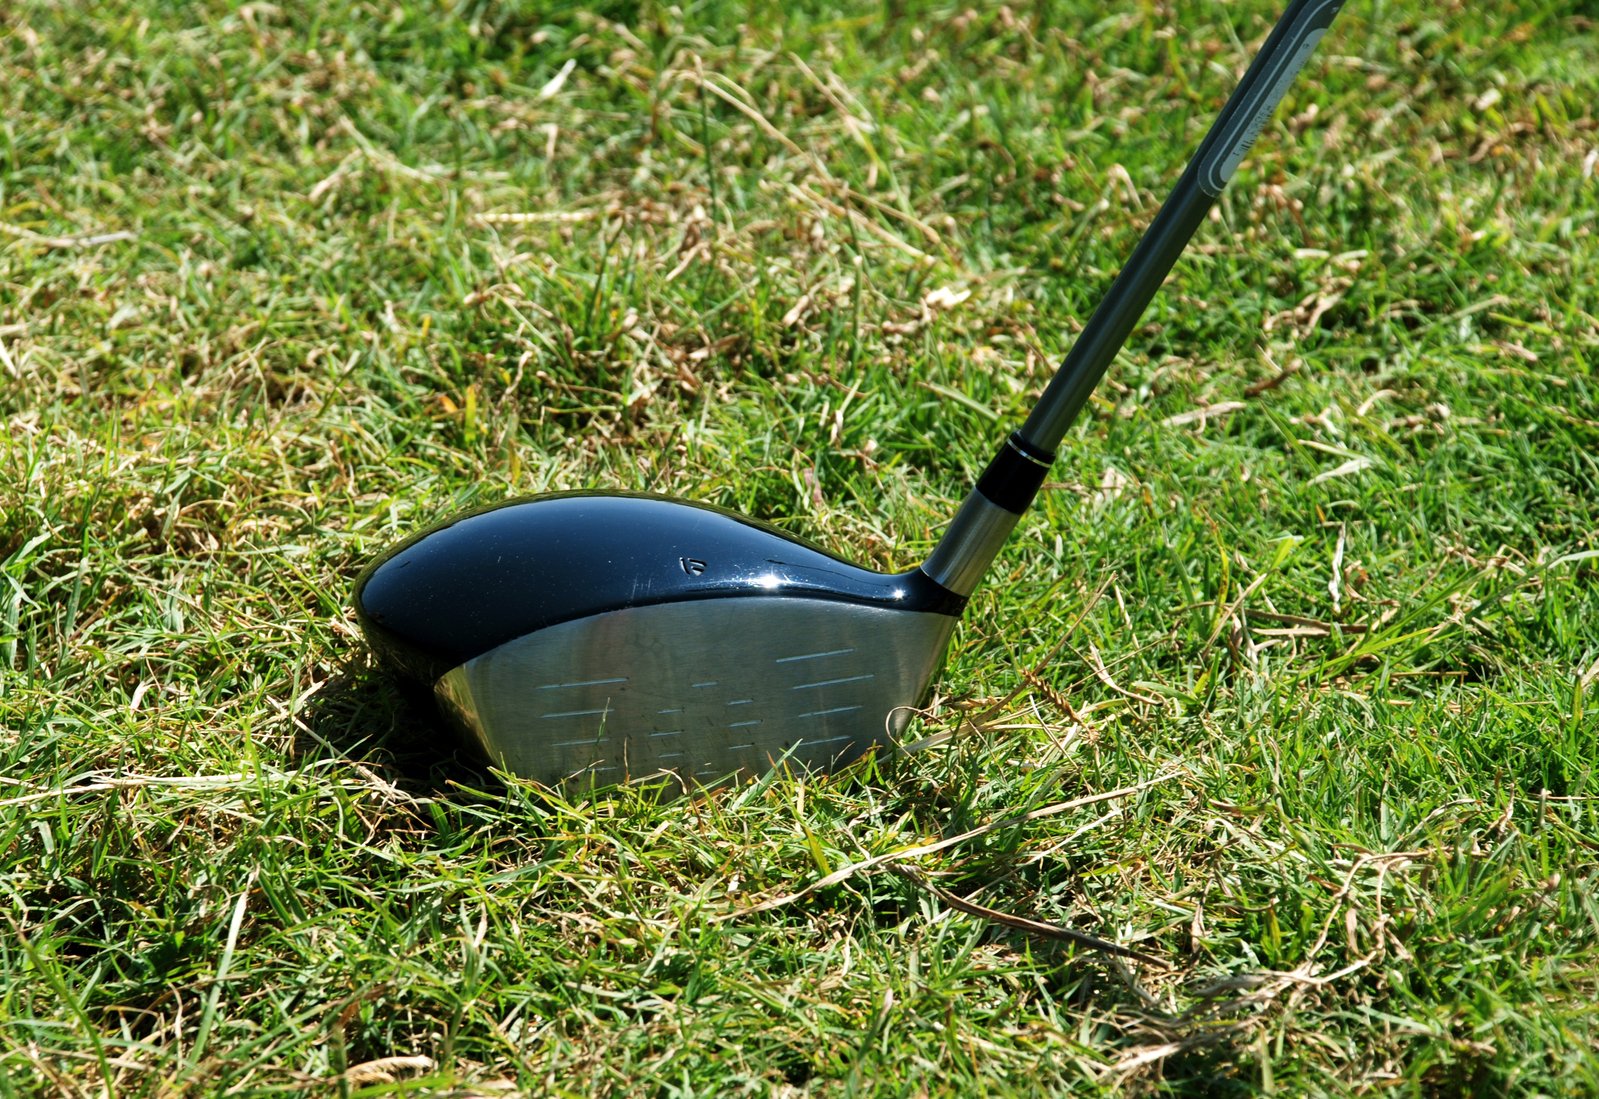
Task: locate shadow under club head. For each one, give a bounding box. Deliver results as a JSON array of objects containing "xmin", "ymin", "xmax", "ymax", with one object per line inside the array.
[{"xmin": 354, "ymin": 493, "xmax": 966, "ymax": 789}]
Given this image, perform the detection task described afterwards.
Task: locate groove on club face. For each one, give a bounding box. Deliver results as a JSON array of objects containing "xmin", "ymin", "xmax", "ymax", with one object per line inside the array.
[{"xmin": 432, "ymin": 597, "xmax": 958, "ymax": 790}]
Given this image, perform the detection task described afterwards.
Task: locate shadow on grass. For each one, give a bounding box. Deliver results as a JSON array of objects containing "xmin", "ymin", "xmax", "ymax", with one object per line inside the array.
[
  {"xmin": 1047, "ymin": 955, "xmax": 1270, "ymax": 1092},
  {"xmin": 292, "ymin": 659, "xmax": 504, "ymax": 796},
  {"xmin": 1020, "ymin": 943, "xmax": 1271, "ymax": 1090}
]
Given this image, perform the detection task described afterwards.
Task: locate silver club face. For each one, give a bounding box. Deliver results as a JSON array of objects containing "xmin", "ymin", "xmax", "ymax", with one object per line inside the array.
[{"xmin": 434, "ymin": 597, "xmax": 957, "ymax": 789}]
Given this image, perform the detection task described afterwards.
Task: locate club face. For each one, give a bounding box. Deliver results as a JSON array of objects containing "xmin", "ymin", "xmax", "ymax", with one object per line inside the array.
[
  {"xmin": 355, "ymin": 493, "xmax": 965, "ymax": 788},
  {"xmin": 437, "ymin": 595, "xmax": 959, "ymax": 789}
]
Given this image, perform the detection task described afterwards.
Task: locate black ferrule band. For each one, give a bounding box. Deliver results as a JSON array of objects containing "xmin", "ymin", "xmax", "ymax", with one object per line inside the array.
[{"xmin": 974, "ymin": 432, "xmax": 1055, "ymax": 515}]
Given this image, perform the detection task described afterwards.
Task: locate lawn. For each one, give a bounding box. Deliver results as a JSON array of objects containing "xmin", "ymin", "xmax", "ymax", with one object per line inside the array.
[{"xmin": 2, "ymin": 0, "xmax": 1597, "ymax": 1094}]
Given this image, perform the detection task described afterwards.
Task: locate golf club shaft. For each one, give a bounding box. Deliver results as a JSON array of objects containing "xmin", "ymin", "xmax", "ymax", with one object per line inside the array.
[{"xmin": 923, "ymin": 0, "xmax": 1346, "ymax": 596}]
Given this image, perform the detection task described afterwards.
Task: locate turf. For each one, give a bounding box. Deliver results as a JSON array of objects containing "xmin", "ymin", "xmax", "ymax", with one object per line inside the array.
[{"xmin": 3, "ymin": 0, "xmax": 1597, "ymax": 1094}]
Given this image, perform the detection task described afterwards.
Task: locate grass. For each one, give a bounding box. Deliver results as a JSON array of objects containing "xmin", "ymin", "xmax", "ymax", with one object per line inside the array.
[{"xmin": 2, "ymin": 0, "xmax": 1597, "ymax": 1093}]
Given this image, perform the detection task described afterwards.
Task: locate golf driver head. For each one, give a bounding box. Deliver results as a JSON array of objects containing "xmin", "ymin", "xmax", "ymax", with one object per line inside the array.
[{"xmin": 354, "ymin": 493, "xmax": 965, "ymax": 789}]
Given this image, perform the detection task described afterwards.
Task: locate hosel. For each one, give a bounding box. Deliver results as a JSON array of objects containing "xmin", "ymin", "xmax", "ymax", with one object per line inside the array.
[{"xmin": 919, "ymin": 432, "xmax": 1053, "ymax": 596}]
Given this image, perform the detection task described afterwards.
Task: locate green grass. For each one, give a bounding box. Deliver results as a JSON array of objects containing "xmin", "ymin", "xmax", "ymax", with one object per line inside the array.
[{"xmin": 3, "ymin": 0, "xmax": 1597, "ymax": 1093}]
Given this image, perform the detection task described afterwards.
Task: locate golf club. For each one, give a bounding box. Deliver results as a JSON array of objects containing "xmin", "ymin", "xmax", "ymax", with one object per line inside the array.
[{"xmin": 355, "ymin": 0, "xmax": 1347, "ymax": 788}]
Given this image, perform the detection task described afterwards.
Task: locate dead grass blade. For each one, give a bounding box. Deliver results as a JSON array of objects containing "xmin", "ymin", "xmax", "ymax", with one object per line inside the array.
[{"xmin": 890, "ymin": 864, "xmax": 1168, "ymax": 967}]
